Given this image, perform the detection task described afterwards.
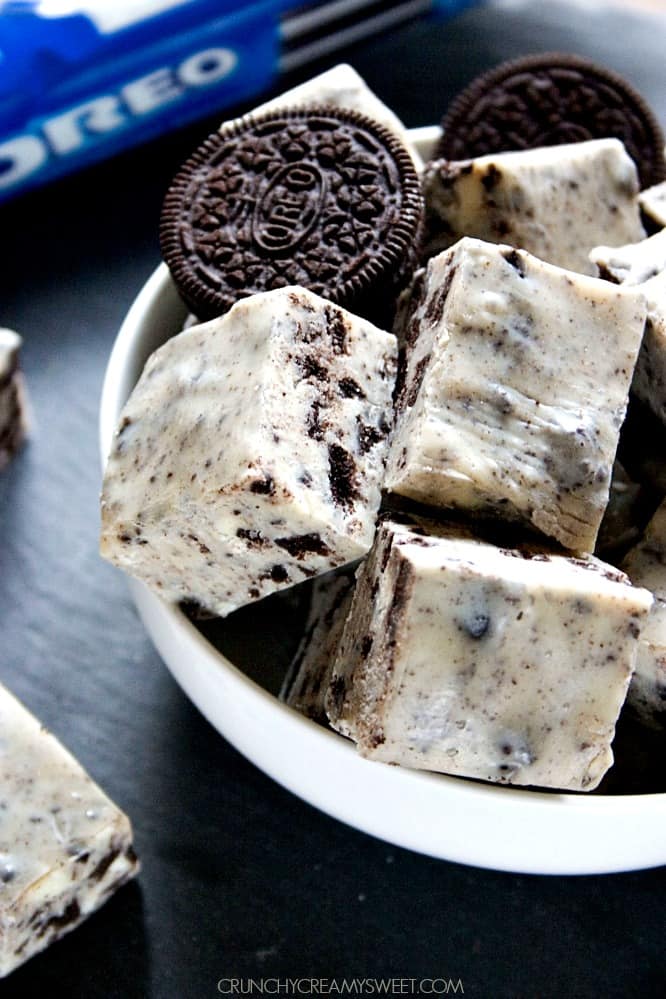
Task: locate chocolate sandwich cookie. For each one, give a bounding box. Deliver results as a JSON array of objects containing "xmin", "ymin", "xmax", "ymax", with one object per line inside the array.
[
  {"xmin": 160, "ymin": 106, "xmax": 424, "ymax": 325},
  {"xmin": 437, "ymin": 53, "xmax": 666, "ymax": 189}
]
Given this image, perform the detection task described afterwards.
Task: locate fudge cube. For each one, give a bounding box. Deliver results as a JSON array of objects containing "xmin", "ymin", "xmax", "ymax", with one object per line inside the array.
[
  {"xmin": 423, "ymin": 138, "xmax": 644, "ymax": 275},
  {"xmin": 622, "ymin": 498, "xmax": 666, "ymax": 727},
  {"xmin": 0, "ymin": 683, "xmax": 138, "ymax": 977},
  {"xmin": 326, "ymin": 519, "xmax": 652, "ymax": 791},
  {"xmin": 591, "ymin": 228, "xmax": 666, "ymax": 425},
  {"xmin": 385, "ymin": 238, "xmax": 647, "ymax": 552},
  {"xmin": 590, "ymin": 226, "xmax": 666, "ymax": 288},
  {"xmin": 639, "ymin": 181, "xmax": 666, "ymax": 228},
  {"xmin": 280, "ymin": 567, "xmax": 356, "ymax": 723},
  {"xmin": 101, "ymin": 287, "xmax": 397, "ymax": 617},
  {"xmin": 0, "ymin": 328, "xmax": 29, "ymax": 471}
]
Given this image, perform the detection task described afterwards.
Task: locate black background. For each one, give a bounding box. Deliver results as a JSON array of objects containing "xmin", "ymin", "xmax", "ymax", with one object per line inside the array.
[{"xmin": 1, "ymin": 2, "xmax": 665, "ymax": 996}]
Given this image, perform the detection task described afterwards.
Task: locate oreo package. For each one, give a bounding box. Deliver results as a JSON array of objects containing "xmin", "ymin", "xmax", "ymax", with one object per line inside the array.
[{"xmin": 0, "ymin": 0, "xmax": 476, "ymax": 203}]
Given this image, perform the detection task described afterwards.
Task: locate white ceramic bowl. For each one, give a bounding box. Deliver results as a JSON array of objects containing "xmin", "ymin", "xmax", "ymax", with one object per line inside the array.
[{"xmin": 100, "ymin": 128, "xmax": 666, "ymax": 875}]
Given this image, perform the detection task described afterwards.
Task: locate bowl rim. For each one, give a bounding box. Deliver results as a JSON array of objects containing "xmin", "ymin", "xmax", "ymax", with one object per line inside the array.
[{"xmin": 99, "ymin": 126, "xmax": 666, "ymax": 876}]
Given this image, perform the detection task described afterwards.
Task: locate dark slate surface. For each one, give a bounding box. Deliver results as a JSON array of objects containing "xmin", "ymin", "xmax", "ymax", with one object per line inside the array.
[{"xmin": 1, "ymin": 2, "xmax": 665, "ymax": 996}]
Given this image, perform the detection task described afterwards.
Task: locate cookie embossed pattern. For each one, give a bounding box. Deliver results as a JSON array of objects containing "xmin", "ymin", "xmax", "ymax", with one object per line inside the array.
[
  {"xmin": 252, "ymin": 162, "xmax": 325, "ymax": 254},
  {"xmin": 100, "ymin": 127, "xmax": 666, "ymax": 878},
  {"xmin": 159, "ymin": 107, "xmax": 423, "ymax": 324}
]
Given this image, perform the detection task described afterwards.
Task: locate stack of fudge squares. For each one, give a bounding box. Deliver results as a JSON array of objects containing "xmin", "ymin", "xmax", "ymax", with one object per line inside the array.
[{"xmin": 101, "ymin": 58, "xmax": 666, "ymax": 793}]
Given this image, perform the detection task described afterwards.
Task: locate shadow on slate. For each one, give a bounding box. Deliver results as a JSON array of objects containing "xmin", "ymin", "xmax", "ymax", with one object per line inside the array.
[{"xmin": 0, "ymin": 882, "xmax": 148, "ymax": 999}]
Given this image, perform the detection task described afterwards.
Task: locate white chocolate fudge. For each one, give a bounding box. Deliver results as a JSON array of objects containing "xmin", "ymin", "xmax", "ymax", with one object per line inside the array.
[
  {"xmin": 423, "ymin": 138, "xmax": 644, "ymax": 275},
  {"xmin": 590, "ymin": 229, "xmax": 666, "ymax": 424},
  {"xmin": 385, "ymin": 238, "xmax": 647, "ymax": 552},
  {"xmin": 590, "ymin": 226, "xmax": 666, "ymax": 290},
  {"xmin": 248, "ymin": 63, "xmax": 422, "ymax": 171},
  {"xmin": 621, "ymin": 499, "xmax": 666, "ymax": 726},
  {"xmin": 639, "ymin": 181, "xmax": 666, "ymax": 228},
  {"xmin": 595, "ymin": 462, "xmax": 644, "ymax": 560},
  {"xmin": 326, "ymin": 519, "xmax": 652, "ymax": 791},
  {"xmin": 632, "ymin": 307, "xmax": 666, "ymax": 427},
  {"xmin": 0, "ymin": 683, "xmax": 138, "ymax": 977},
  {"xmin": 0, "ymin": 329, "xmax": 29, "ymax": 471},
  {"xmin": 101, "ymin": 287, "xmax": 397, "ymax": 617},
  {"xmin": 280, "ymin": 567, "xmax": 355, "ymax": 723}
]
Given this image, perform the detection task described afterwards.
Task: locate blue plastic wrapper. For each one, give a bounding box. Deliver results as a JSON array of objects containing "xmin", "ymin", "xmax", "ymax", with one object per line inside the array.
[{"xmin": 0, "ymin": 0, "xmax": 477, "ymax": 202}]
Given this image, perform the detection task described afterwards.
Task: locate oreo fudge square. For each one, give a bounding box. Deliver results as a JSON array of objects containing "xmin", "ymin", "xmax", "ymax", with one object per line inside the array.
[
  {"xmin": 0, "ymin": 682, "xmax": 138, "ymax": 977},
  {"xmin": 386, "ymin": 237, "xmax": 647, "ymax": 553},
  {"xmin": 326, "ymin": 518, "xmax": 652, "ymax": 791},
  {"xmin": 591, "ymin": 228, "xmax": 666, "ymax": 426},
  {"xmin": 621, "ymin": 498, "xmax": 666, "ymax": 727},
  {"xmin": 280, "ymin": 566, "xmax": 356, "ymax": 724},
  {"xmin": 639, "ymin": 181, "xmax": 666, "ymax": 229},
  {"xmin": 100, "ymin": 287, "xmax": 397, "ymax": 617},
  {"xmin": 422, "ymin": 138, "xmax": 644, "ymax": 275}
]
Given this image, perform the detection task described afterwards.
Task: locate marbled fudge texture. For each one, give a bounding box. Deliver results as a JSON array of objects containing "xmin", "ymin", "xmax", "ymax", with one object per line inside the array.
[
  {"xmin": 385, "ymin": 237, "xmax": 647, "ymax": 552},
  {"xmin": 100, "ymin": 287, "xmax": 397, "ymax": 617},
  {"xmin": 639, "ymin": 180, "xmax": 666, "ymax": 228},
  {"xmin": 591, "ymin": 228, "xmax": 666, "ymax": 425},
  {"xmin": 423, "ymin": 138, "xmax": 644, "ymax": 275},
  {"xmin": 0, "ymin": 683, "xmax": 138, "ymax": 977},
  {"xmin": 621, "ymin": 498, "xmax": 666, "ymax": 727},
  {"xmin": 250, "ymin": 62, "xmax": 423, "ymax": 171},
  {"xmin": 280, "ymin": 567, "xmax": 356, "ymax": 723},
  {"xmin": 326, "ymin": 519, "xmax": 652, "ymax": 791},
  {"xmin": 0, "ymin": 329, "xmax": 28, "ymax": 471}
]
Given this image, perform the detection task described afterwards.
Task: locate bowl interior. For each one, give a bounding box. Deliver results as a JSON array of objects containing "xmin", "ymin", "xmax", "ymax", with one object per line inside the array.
[{"xmin": 99, "ymin": 128, "xmax": 666, "ymax": 875}]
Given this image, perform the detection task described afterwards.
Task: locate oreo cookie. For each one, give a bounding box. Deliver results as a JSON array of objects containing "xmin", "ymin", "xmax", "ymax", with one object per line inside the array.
[
  {"xmin": 437, "ymin": 53, "xmax": 666, "ymax": 189},
  {"xmin": 160, "ymin": 106, "xmax": 423, "ymax": 324}
]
